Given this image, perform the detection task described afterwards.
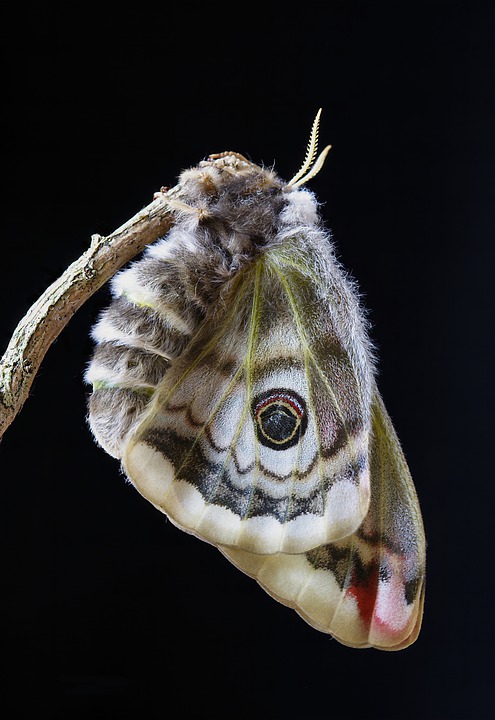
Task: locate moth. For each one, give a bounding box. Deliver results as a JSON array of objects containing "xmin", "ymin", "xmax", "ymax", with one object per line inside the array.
[{"xmin": 86, "ymin": 110, "xmax": 425, "ymax": 650}]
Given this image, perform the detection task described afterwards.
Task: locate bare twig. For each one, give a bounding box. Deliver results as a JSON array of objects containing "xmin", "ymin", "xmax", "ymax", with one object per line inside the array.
[{"xmin": 0, "ymin": 186, "xmax": 180, "ymax": 439}]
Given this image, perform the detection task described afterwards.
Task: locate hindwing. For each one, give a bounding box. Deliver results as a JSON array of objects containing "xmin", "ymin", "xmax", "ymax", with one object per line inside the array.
[{"xmin": 222, "ymin": 390, "xmax": 426, "ymax": 650}]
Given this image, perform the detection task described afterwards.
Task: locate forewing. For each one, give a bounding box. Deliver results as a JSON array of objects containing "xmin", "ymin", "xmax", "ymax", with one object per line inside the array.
[
  {"xmin": 222, "ymin": 389, "xmax": 426, "ymax": 650},
  {"xmin": 124, "ymin": 252, "xmax": 372, "ymax": 555}
]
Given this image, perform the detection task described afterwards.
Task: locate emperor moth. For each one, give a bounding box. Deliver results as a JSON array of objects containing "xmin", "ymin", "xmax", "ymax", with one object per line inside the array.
[{"xmin": 86, "ymin": 110, "xmax": 425, "ymax": 650}]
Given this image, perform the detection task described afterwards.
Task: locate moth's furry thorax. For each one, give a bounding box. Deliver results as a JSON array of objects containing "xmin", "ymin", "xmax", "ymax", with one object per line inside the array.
[
  {"xmin": 144, "ymin": 152, "xmax": 323, "ymax": 313},
  {"xmin": 171, "ymin": 152, "xmax": 321, "ymax": 257}
]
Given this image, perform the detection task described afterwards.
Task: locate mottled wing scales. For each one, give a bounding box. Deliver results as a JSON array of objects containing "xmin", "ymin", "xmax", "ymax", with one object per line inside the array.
[
  {"xmin": 124, "ymin": 253, "xmax": 372, "ymax": 555},
  {"xmin": 222, "ymin": 390, "xmax": 425, "ymax": 650}
]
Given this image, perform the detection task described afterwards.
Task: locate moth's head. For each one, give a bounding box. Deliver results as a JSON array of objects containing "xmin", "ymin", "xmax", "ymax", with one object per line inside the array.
[
  {"xmin": 176, "ymin": 109, "xmax": 330, "ymax": 202},
  {"xmin": 177, "ymin": 150, "xmax": 283, "ymax": 202},
  {"xmin": 168, "ymin": 111, "xmax": 330, "ymax": 240}
]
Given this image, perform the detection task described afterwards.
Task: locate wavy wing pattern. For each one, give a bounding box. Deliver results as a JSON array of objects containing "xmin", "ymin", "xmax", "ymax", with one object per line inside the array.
[{"xmin": 124, "ymin": 252, "xmax": 371, "ymax": 555}]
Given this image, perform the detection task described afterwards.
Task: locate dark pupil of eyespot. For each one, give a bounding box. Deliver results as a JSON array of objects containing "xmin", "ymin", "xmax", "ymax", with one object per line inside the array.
[{"xmin": 259, "ymin": 404, "xmax": 298, "ymax": 442}]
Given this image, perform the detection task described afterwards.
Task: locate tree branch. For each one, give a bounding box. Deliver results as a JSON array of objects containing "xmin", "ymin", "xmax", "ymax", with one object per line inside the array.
[{"xmin": 0, "ymin": 185, "xmax": 180, "ymax": 439}]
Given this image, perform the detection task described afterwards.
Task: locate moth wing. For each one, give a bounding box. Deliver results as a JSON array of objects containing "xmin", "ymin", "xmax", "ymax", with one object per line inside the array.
[
  {"xmin": 123, "ymin": 260, "xmax": 372, "ymax": 556},
  {"xmin": 222, "ymin": 389, "xmax": 426, "ymax": 650}
]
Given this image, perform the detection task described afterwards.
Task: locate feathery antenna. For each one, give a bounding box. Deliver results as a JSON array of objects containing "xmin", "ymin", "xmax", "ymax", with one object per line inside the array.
[{"xmin": 287, "ymin": 108, "xmax": 332, "ymax": 188}]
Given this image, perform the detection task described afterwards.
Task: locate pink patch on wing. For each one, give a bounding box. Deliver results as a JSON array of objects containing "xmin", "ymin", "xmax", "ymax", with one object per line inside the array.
[{"xmin": 373, "ymin": 571, "xmax": 413, "ymax": 635}]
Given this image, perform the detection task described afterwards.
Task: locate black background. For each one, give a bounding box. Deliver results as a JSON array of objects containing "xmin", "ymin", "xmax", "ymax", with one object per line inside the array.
[{"xmin": 1, "ymin": 2, "xmax": 494, "ymax": 719}]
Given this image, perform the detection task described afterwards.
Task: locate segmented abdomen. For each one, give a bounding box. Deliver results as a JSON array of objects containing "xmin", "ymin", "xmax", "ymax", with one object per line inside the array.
[{"xmin": 86, "ymin": 239, "xmax": 205, "ymax": 459}]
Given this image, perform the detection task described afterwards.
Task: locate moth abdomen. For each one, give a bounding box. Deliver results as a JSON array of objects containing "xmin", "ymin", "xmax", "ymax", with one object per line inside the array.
[
  {"xmin": 87, "ymin": 386, "xmax": 152, "ymax": 459},
  {"xmin": 86, "ymin": 338, "xmax": 170, "ymax": 459},
  {"xmin": 89, "ymin": 343, "xmax": 170, "ymax": 388},
  {"xmin": 86, "ymin": 243, "xmax": 212, "ymax": 457}
]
